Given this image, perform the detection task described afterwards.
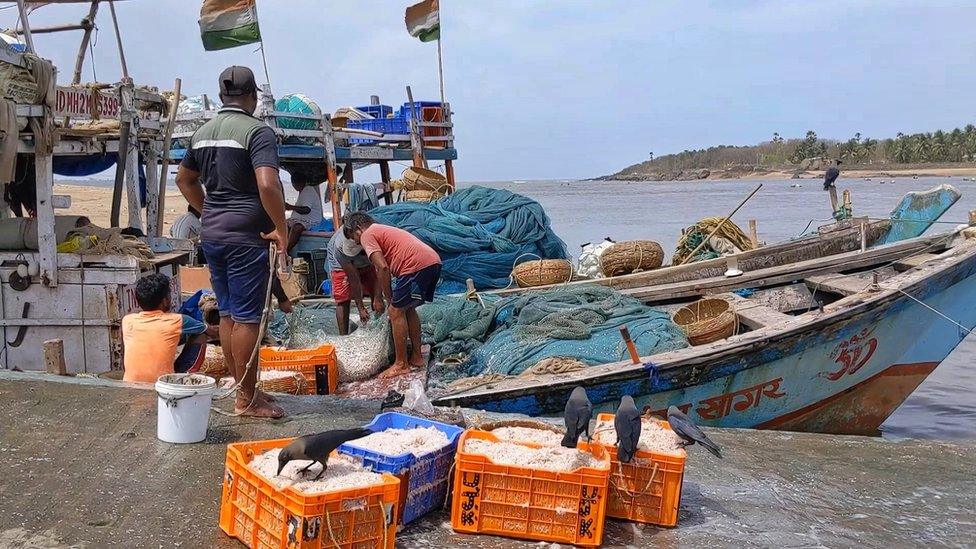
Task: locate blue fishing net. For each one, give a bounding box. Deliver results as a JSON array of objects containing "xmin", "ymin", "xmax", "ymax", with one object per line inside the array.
[
  {"xmin": 420, "ymin": 286, "xmax": 688, "ymax": 387},
  {"xmin": 370, "ymin": 186, "xmax": 569, "ymax": 294}
]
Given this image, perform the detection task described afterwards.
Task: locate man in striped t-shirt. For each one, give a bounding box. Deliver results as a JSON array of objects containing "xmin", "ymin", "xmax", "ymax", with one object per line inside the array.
[{"xmin": 175, "ymin": 66, "xmax": 287, "ymax": 418}]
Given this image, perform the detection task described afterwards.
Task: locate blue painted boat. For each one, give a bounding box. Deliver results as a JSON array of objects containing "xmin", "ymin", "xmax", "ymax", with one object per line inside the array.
[{"xmin": 432, "ymin": 187, "xmax": 975, "ymax": 435}]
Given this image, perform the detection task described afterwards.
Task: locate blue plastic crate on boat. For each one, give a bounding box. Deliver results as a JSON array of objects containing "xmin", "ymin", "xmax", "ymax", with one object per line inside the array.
[
  {"xmin": 355, "ymin": 104, "xmax": 393, "ymax": 119},
  {"xmin": 338, "ymin": 412, "xmax": 464, "ymax": 525},
  {"xmin": 398, "ymin": 101, "xmax": 443, "ymax": 119},
  {"xmin": 346, "ymin": 117, "xmax": 410, "ymax": 144}
]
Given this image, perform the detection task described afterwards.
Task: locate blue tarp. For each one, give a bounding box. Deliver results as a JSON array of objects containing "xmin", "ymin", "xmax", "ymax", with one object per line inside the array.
[{"xmin": 370, "ymin": 186, "xmax": 568, "ymax": 294}]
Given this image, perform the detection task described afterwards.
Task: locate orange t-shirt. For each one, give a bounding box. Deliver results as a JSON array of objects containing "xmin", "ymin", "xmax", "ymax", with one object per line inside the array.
[
  {"xmin": 360, "ymin": 224, "xmax": 441, "ymax": 277},
  {"xmin": 122, "ymin": 310, "xmax": 184, "ymax": 383}
]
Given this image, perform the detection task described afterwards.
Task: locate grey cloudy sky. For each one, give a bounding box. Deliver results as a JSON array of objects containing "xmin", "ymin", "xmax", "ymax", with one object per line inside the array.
[{"xmin": 9, "ymin": 1, "xmax": 976, "ymax": 181}]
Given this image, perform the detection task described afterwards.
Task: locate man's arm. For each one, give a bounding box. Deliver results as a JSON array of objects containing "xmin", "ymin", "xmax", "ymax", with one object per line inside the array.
[
  {"xmin": 175, "ymin": 166, "xmax": 205, "ymax": 214},
  {"xmin": 339, "ymin": 256, "xmax": 369, "ymax": 320},
  {"xmin": 369, "ymin": 251, "xmax": 394, "ymax": 304}
]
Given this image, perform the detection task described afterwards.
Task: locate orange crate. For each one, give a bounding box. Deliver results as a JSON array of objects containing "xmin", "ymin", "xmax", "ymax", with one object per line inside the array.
[
  {"xmin": 219, "ymin": 437, "xmax": 399, "ymax": 549},
  {"xmin": 450, "ymin": 430, "xmax": 610, "ymax": 547},
  {"xmin": 594, "ymin": 413, "xmax": 686, "ymax": 527},
  {"xmin": 259, "ymin": 343, "xmax": 338, "ymax": 395}
]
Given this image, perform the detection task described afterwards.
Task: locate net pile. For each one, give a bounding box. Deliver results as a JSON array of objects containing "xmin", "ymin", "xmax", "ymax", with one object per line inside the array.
[
  {"xmin": 671, "ymin": 216, "xmax": 754, "ymax": 265},
  {"xmin": 422, "ymin": 286, "xmax": 688, "ymax": 387},
  {"xmin": 370, "ymin": 186, "xmax": 568, "ymax": 294}
]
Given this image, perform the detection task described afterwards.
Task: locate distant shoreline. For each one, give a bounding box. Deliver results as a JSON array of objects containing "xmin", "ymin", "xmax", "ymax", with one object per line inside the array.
[{"xmin": 598, "ymin": 164, "xmax": 976, "ymax": 183}]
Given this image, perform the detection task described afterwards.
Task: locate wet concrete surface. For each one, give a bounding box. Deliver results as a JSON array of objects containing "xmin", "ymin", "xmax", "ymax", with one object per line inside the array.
[{"xmin": 0, "ymin": 371, "xmax": 973, "ymax": 548}]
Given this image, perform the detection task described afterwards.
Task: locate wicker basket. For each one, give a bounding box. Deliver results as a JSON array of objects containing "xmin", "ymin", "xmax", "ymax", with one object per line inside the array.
[
  {"xmin": 404, "ymin": 188, "xmax": 444, "ymax": 202},
  {"xmin": 599, "ymin": 240, "xmax": 665, "ymax": 277},
  {"xmin": 512, "ymin": 259, "xmax": 573, "ymax": 287},
  {"xmin": 199, "ymin": 346, "xmax": 229, "ymax": 378},
  {"xmin": 671, "ymin": 297, "xmax": 736, "ymax": 345},
  {"xmin": 257, "ymin": 370, "xmax": 309, "ymax": 395},
  {"xmin": 401, "ymin": 166, "xmax": 448, "ymax": 192}
]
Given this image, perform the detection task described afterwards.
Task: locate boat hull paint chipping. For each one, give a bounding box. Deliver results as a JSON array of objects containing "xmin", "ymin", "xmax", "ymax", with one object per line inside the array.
[{"xmin": 442, "ymin": 246, "xmax": 976, "ymax": 435}]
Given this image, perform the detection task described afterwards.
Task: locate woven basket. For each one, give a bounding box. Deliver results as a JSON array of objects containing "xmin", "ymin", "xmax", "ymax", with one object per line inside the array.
[
  {"xmin": 404, "ymin": 189, "xmax": 444, "ymax": 202},
  {"xmin": 257, "ymin": 370, "xmax": 309, "ymax": 395},
  {"xmin": 199, "ymin": 346, "xmax": 229, "ymax": 378},
  {"xmin": 401, "ymin": 166, "xmax": 449, "ymax": 192},
  {"xmin": 512, "ymin": 259, "xmax": 573, "ymax": 287},
  {"xmin": 599, "ymin": 240, "xmax": 665, "ymax": 277},
  {"xmin": 672, "ymin": 297, "xmax": 736, "ymax": 346}
]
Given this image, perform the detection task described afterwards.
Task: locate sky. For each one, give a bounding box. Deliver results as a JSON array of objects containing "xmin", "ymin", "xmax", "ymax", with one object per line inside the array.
[{"xmin": 7, "ymin": 1, "xmax": 976, "ymax": 181}]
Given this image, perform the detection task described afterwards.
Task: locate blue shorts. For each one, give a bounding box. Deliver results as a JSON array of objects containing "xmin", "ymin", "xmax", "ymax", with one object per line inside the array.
[
  {"xmin": 201, "ymin": 241, "xmax": 270, "ymax": 324},
  {"xmin": 392, "ymin": 264, "xmax": 441, "ymax": 309}
]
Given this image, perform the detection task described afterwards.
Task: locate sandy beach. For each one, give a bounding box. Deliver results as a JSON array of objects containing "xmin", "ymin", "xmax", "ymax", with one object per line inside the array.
[{"xmin": 56, "ymin": 183, "xmax": 189, "ymax": 233}]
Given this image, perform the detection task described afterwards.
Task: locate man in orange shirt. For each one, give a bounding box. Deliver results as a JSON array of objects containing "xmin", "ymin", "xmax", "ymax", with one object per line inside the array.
[
  {"xmin": 122, "ymin": 274, "xmax": 218, "ymax": 383},
  {"xmin": 344, "ymin": 212, "xmax": 442, "ymax": 378}
]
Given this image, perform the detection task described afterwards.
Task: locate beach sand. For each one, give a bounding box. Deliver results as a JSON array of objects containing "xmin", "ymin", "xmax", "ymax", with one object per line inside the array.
[{"xmin": 56, "ymin": 183, "xmax": 189, "ymax": 233}]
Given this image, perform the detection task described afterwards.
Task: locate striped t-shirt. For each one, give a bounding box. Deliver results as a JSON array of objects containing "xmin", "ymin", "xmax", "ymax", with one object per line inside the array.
[{"xmin": 180, "ymin": 106, "xmax": 279, "ymax": 247}]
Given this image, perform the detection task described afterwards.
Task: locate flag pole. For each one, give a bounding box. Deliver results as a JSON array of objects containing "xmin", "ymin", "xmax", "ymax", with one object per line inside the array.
[
  {"xmin": 252, "ymin": 0, "xmax": 272, "ymax": 90},
  {"xmin": 436, "ymin": 30, "xmax": 445, "ymax": 107}
]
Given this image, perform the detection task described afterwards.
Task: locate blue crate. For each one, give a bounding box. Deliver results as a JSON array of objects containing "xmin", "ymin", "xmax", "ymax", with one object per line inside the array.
[
  {"xmin": 338, "ymin": 412, "xmax": 464, "ymax": 524},
  {"xmin": 355, "ymin": 104, "xmax": 393, "ymax": 119},
  {"xmin": 398, "ymin": 101, "xmax": 443, "ymax": 119},
  {"xmin": 346, "ymin": 117, "xmax": 410, "ymax": 144}
]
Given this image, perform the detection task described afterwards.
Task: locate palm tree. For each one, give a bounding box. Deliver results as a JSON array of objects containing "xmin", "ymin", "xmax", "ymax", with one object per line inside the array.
[{"xmin": 932, "ymin": 130, "xmax": 948, "ymax": 162}]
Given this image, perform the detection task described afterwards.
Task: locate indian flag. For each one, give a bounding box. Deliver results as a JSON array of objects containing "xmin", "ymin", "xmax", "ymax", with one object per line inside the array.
[
  {"xmin": 405, "ymin": 0, "xmax": 440, "ymax": 43},
  {"xmin": 199, "ymin": 0, "xmax": 262, "ymax": 51}
]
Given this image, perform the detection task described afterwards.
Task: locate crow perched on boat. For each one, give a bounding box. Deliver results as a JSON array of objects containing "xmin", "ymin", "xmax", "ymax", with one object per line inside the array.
[
  {"xmin": 277, "ymin": 427, "xmax": 372, "ymax": 480},
  {"xmin": 667, "ymin": 406, "xmax": 722, "ymax": 458},
  {"xmin": 615, "ymin": 395, "xmax": 642, "ymax": 463},
  {"xmin": 823, "ymin": 160, "xmax": 842, "ymax": 190},
  {"xmin": 561, "ymin": 386, "xmax": 593, "ymax": 448}
]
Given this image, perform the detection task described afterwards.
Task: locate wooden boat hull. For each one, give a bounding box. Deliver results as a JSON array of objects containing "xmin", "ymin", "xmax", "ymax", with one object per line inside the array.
[{"xmin": 434, "ymin": 240, "xmax": 976, "ymax": 436}]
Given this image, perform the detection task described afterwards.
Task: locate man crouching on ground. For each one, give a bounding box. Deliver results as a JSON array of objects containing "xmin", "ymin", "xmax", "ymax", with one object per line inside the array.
[
  {"xmin": 344, "ymin": 212, "xmax": 441, "ymax": 378},
  {"xmin": 175, "ymin": 65, "xmax": 288, "ymax": 418}
]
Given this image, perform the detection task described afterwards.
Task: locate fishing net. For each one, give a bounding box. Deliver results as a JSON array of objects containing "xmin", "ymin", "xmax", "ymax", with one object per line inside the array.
[
  {"xmin": 421, "ymin": 286, "xmax": 688, "ymax": 388},
  {"xmin": 370, "ymin": 186, "xmax": 569, "ymax": 294},
  {"xmin": 671, "ymin": 216, "xmax": 754, "ymax": 265}
]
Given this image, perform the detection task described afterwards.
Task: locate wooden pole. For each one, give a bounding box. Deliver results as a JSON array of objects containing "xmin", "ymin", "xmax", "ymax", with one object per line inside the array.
[
  {"xmin": 405, "ymin": 85, "xmax": 427, "ymax": 169},
  {"xmin": 828, "ymin": 186, "xmax": 839, "ymax": 215},
  {"xmin": 322, "ymin": 116, "xmax": 342, "ymax": 230},
  {"xmin": 748, "ymin": 219, "xmax": 759, "ymax": 248},
  {"xmin": 154, "ymin": 77, "xmax": 182, "ymax": 236},
  {"xmin": 108, "ymin": 1, "xmax": 130, "ymax": 82},
  {"xmin": 16, "ymin": 0, "xmax": 35, "ymax": 53},
  {"xmin": 43, "ymin": 339, "xmax": 67, "ymax": 375},
  {"xmin": 677, "ymin": 183, "xmax": 764, "ymax": 266},
  {"xmin": 619, "ymin": 326, "xmax": 640, "ymax": 364},
  {"xmin": 436, "ymin": 37, "xmax": 446, "ymax": 109},
  {"xmin": 379, "ymin": 161, "xmax": 392, "ymax": 205},
  {"xmin": 72, "ymin": 1, "xmax": 100, "ymax": 85}
]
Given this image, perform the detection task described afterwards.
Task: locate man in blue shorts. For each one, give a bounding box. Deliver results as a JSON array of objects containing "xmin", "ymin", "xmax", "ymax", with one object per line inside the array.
[{"xmin": 175, "ymin": 66, "xmax": 287, "ymax": 418}]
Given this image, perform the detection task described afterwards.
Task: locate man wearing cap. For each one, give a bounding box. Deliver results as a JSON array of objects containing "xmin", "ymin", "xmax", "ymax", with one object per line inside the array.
[
  {"xmin": 175, "ymin": 66, "xmax": 287, "ymax": 418},
  {"xmin": 327, "ymin": 220, "xmax": 384, "ymax": 335}
]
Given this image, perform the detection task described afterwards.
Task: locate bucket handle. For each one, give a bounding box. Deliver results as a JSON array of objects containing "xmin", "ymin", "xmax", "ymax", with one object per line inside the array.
[{"xmin": 161, "ymin": 392, "xmax": 198, "ymax": 408}]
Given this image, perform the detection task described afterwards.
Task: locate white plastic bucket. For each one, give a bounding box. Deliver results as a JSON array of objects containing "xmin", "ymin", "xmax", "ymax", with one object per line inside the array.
[{"xmin": 155, "ymin": 373, "xmax": 216, "ymax": 443}]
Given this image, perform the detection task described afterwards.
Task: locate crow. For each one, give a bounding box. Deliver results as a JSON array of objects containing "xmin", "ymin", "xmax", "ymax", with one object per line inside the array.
[
  {"xmin": 277, "ymin": 427, "xmax": 372, "ymax": 480},
  {"xmin": 561, "ymin": 386, "xmax": 593, "ymax": 448},
  {"xmin": 614, "ymin": 395, "xmax": 642, "ymax": 463},
  {"xmin": 823, "ymin": 159, "xmax": 842, "ymax": 190},
  {"xmin": 667, "ymin": 406, "xmax": 722, "ymax": 458}
]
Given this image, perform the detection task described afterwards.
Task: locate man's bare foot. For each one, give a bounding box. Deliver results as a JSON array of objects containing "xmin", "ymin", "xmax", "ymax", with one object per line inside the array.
[
  {"xmin": 378, "ymin": 362, "xmax": 412, "ymax": 379},
  {"xmin": 408, "ymin": 352, "xmax": 426, "ymax": 369},
  {"xmin": 235, "ymin": 401, "xmax": 285, "ymax": 418},
  {"xmin": 258, "ymin": 389, "xmax": 276, "ymax": 402}
]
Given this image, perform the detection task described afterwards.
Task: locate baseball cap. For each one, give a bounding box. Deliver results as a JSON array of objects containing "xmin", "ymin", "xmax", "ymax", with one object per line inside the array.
[
  {"xmin": 218, "ymin": 66, "xmax": 257, "ymax": 96},
  {"xmin": 339, "ymin": 230, "xmax": 363, "ymax": 257}
]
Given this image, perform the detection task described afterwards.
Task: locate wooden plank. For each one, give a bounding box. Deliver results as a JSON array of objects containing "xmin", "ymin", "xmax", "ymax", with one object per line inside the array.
[
  {"xmin": 34, "ymin": 153, "xmax": 57, "ymax": 286},
  {"xmin": 144, "ymin": 144, "xmax": 160, "ymax": 237},
  {"xmin": 43, "ymin": 339, "xmax": 67, "ymax": 375},
  {"xmin": 894, "ymin": 253, "xmax": 941, "ymax": 272},
  {"xmin": 124, "ymin": 118, "xmax": 143, "ymax": 232},
  {"xmin": 622, "ymin": 236, "xmax": 944, "ymax": 303},
  {"xmin": 804, "ymin": 272, "xmax": 876, "ymax": 297},
  {"xmin": 722, "ymin": 294, "xmax": 793, "ymax": 330}
]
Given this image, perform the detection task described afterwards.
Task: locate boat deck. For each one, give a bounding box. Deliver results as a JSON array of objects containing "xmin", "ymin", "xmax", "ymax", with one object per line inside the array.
[{"xmin": 0, "ymin": 372, "xmax": 972, "ymax": 548}]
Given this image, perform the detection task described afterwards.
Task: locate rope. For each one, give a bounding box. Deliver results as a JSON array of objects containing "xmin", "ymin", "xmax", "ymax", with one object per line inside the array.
[
  {"xmin": 888, "ymin": 288, "xmax": 974, "ymax": 336},
  {"xmin": 610, "ymin": 460, "xmax": 659, "ymax": 499},
  {"xmin": 323, "ymin": 509, "xmax": 341, "ymax": 549}
]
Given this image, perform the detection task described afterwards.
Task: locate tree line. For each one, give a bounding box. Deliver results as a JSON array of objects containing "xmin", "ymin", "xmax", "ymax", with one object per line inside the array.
[{"xmin": 634, "ymin": 124, "xmax": 976, "ymax": 173}]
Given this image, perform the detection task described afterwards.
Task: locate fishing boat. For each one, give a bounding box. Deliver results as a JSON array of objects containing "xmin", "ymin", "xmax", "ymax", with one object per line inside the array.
[{"xmin": 432, "ymin": 189, "xmax": 976, "ymax": 436}]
